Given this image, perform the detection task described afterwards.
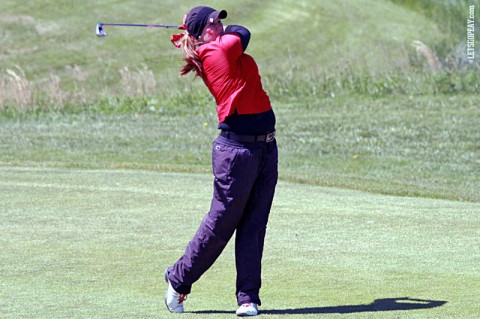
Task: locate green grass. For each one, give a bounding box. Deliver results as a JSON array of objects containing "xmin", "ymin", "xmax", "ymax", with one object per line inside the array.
[
  {"xmin": 1, "ymin": 167, "xmax": 479, "ymax": 318},
  {"xmin": 1, "ymin": 0, "xmax": 478, "ymax": 110},
  {"xmin": 390, "ymin": 0, "xmax": 479, "ymax": 42},
  {"xmin": 1, "ymin": 1, "xmax": 479, "ymax": 317},
  {"xmin": 1, "ymin": 94, "xmax": 478, "ymax": 202}
]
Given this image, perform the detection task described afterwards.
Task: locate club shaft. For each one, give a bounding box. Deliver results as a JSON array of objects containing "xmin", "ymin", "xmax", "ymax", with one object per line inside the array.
[{"xmin": 99, "ymin": 23, "xmax": 181, "ymax": 29}]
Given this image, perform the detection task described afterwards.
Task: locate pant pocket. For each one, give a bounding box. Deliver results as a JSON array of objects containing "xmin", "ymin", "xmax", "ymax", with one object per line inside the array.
[{"xmin": 212, "ymin": 142, "xmax": 241, "ymax": 183}]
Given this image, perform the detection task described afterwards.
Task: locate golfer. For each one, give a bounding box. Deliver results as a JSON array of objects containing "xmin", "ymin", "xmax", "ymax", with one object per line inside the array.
[{"xmin": 164, "ymin": 6, "xmax": 278, "ymax": 317}]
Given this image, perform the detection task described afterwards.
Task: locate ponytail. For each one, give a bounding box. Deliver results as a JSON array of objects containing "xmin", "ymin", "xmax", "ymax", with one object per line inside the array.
[{"xmin": 179, "ymin": 33, "xmax": 204, "ymax": 79}]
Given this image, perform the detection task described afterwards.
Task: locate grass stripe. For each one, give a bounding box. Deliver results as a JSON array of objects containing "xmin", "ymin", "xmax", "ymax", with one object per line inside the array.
[{"xmin": 1, "ymin": 167, "xmax": 479, "ymax": 318}]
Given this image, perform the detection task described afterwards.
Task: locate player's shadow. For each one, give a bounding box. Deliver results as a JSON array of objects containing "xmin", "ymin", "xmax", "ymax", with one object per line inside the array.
[{"xmin": 192, "ymin": 297, "xmax": 447, "ymax": 315}]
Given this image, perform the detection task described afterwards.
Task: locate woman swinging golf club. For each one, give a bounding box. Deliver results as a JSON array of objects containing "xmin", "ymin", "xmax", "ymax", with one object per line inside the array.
[{"xmin": 164, "ymin": 6, "xmax": 278, "ymax": 317}]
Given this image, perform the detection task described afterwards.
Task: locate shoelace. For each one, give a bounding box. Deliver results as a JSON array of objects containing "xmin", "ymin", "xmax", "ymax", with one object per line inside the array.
[{"xmin": 178, "ymin": 294, "xmax": 188, "ymax": 304}]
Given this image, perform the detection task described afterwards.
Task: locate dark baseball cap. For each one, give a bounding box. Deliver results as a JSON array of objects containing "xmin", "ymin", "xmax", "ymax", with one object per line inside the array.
[{"xmin": 185, "ymin": 6, "xmax": 227, "ymax": 39}]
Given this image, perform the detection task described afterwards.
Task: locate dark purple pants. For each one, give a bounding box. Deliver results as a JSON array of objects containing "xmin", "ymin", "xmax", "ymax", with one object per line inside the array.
[{"xmin": 168, "ymin": 134, "xmax": 278, "ymax": 306}]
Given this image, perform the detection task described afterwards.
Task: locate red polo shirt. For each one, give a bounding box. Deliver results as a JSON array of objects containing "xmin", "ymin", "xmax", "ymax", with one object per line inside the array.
[{"xmin": 197, "ymin": 33, "xmax": 272, "ymax": 123}]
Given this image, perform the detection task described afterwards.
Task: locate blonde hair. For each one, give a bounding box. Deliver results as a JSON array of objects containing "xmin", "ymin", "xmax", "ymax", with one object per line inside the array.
[{"xmin": 179, "ymin": 33, "xmax": 204, "ymax": 79}]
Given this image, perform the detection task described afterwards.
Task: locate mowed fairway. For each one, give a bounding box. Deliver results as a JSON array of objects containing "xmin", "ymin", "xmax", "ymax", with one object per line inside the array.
[{"xmin": 1, "ymin": 167, "xmax": 478, "ymax": 318}]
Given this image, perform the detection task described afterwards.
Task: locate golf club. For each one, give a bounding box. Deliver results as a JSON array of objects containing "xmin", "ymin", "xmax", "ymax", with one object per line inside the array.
[{"xmin": 96, "ymin": 22, "xmax": 183, "ymax": 37}]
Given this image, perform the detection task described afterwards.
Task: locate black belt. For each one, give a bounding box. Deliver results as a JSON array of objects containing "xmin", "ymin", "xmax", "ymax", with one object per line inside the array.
[{"xmin": 220, "ymin": 130, "xmax": 276, "ymax": 143}]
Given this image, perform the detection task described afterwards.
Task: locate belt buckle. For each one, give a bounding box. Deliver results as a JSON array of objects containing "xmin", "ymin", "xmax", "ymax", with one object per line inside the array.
[{"xmin": 266, "ymin": 132, "xmax": 276, "ymax": 143}]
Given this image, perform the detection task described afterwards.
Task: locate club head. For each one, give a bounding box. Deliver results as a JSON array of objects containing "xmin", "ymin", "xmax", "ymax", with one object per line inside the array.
[{"xmin": 96, "ymin": 23, "xmax": 106, "ymax": 37}]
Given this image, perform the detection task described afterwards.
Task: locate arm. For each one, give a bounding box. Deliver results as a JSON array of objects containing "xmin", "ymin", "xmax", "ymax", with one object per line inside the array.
[{"xmin": 225, "ymin": 25, "xmax": 251, "ymax": 52}]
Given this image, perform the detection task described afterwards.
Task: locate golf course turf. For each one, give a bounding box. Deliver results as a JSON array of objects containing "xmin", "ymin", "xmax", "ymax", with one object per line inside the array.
[{"xmin": 1, "ymin": 167, "xmax": 478, "ymax": 318}]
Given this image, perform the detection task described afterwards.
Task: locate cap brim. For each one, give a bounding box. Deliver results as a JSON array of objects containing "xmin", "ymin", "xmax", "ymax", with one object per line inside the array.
[{"xmin": 210, "ymin": 9, "xmax": 228, "ymax": 21}]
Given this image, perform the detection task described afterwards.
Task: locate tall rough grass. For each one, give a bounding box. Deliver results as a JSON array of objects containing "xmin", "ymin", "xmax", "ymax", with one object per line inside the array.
[
  {"xmin": 0, "ymin": 65, "xmax": 160, "ymax": 114},
  {"xmin": 1, "ymin": 62, "xmax": 479, "ymax": 115},
  {"xmin": 119, "ymin": 65, "xmax": 157, "ymax": 97},
  {"xmin": 391, "ymin": 0, "xmax": 479, "ymax": 67},
  {"xmin": 1, "ymin": 67, "xmax": 34, "ymax": 111},
  {"xmin": 1, "ymin": 0, "xmax": 479, "ymax": 115}
]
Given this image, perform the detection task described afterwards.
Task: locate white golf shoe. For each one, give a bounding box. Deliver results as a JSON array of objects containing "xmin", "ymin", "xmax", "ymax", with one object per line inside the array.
[
  {"xmin": 164, "ymin": 268, "xmax": 187, "ymax": 313},
  {"xmin": 236, "ymin": 303, "xmax": 259, "ymax": 316}
]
